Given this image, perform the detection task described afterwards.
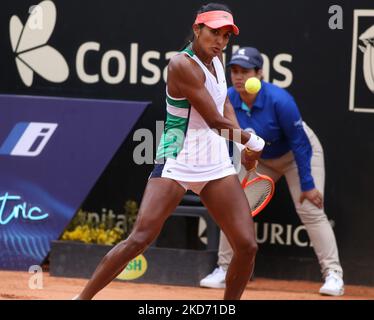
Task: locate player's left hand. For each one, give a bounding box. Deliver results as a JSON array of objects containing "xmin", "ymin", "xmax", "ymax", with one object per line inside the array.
[{"xmin": 300, "ymin": 188, "xmax": 323, "ymax": 209}]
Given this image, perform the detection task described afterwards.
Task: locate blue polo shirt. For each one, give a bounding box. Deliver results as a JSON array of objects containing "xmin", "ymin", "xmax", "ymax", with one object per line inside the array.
[{"xmin": 228, "ymin": 81, "xmax": 314, "ymax": 191}]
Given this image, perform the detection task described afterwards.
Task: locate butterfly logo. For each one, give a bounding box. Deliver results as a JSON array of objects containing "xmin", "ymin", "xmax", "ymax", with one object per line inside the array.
[{"xmin": 9, "ymin": 1, "xmax": 69, "ymax": 87}]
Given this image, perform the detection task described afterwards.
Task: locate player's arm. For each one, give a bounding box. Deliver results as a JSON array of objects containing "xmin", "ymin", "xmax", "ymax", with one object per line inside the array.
[
  {"xmin": 224, "ymin": 96, "xmax": 240, "ymax": 128},
  {"xmin": 224, "ymin": 96, "xmax": 259, "ymax": 167},
  {"xmin": 167, "ymin": 54, "xmax": 264, "ymax": 153}
]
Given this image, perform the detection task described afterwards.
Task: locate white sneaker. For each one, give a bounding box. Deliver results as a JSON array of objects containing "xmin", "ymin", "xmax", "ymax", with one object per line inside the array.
[
  {"xmin": 200, "ymin": 267, "xmax": 226, "ymax": 289},
  {"xmin": 319, "ymin": 271, "xmax": 344, "ymax": 296}
]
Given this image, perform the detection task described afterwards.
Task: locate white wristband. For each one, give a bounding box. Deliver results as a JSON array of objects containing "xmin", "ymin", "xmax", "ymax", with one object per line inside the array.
[{"xmin": 244, "ymin": 133, "xmax": 265, "ymax": 152}]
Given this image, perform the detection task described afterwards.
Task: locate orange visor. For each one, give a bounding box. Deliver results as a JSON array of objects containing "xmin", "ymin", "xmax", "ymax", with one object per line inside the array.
[{"xmin": 194, "ymin": 10, "xmax": 239, "ymax": 35}]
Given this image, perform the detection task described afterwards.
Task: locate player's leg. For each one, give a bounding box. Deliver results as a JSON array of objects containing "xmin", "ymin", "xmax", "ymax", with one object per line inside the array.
[
  {"xmin": 200, "ymin": 163, "xmax": 281, "ymax": 289},
  {"xmin": 220, "ymin": 162, "xmax": 281, "ymax": 267},
  {"xmin": 77, "ymin": 177, "xmax": 186, "ymax": 299},
  {"xmin": 199, "ymin": 174, "xmax": 257, "ymax": 300}
]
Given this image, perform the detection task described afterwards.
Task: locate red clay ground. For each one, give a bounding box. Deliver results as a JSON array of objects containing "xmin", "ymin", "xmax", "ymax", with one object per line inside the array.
[{"xmin": 0, "ymin": 271, "xmax": 373, "ymax": 300}]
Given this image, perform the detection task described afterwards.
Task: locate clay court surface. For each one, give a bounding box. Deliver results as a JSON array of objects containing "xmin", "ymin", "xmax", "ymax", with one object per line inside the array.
[{"xmin": 0, "ymin": 271, "xmax": 373, "ymax": 300}]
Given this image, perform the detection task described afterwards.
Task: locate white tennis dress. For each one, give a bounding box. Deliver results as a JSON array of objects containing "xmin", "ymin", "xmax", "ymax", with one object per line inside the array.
[{"xmin": 151, "ymin": 46, "xmax": 236, "ymax": 194}]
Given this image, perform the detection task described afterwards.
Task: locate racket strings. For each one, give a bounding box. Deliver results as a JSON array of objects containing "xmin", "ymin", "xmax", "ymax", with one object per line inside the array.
[{"xmin": 244, "ymin": 180, "xmax": 273, "ymax": 211}]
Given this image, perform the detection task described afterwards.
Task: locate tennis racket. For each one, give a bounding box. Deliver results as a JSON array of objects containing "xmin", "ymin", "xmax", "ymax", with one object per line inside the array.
[{"xmin": 241, "ymin": 168, "xmax": 275, "ymax": 217}]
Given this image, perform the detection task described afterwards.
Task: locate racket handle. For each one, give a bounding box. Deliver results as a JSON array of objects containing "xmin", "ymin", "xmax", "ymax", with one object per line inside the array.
[
  {"xmin": 244, "ymin": 147, "xmax": 254, "ymax": 156},
  {"xmin": 248, "ymin": 160, "xmax": 258, "ymax": 172},
  {"xmin": 241, "ymin": 164, "xmax": 257, "ymax": 188}
]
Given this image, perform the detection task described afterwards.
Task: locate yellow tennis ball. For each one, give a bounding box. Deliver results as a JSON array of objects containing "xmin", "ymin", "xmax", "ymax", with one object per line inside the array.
[{"xmin": 245, "ymin": 77, "xmax": 261, "ymax": 94}]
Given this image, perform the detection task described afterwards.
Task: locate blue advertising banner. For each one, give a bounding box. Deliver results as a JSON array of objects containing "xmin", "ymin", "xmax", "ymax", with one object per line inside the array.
[{"xmin": 0, "ymin": 94, "xmax": 148, "ymax": 270}]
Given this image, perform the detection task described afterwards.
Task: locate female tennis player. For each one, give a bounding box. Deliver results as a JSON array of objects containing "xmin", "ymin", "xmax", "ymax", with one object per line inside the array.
[{"xmin": 74, "ymin": 3, "xmax": 265, "ymax": 300}]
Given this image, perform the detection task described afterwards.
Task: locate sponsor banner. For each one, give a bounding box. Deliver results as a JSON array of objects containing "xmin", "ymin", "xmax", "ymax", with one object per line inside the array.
[
  {"xmin": 116, "ymin": 255, "xmax": 148, "ymax": 281},
  {"xmin": 0, "ymin": 95, "xmax": 148, "ymax": 269}
]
